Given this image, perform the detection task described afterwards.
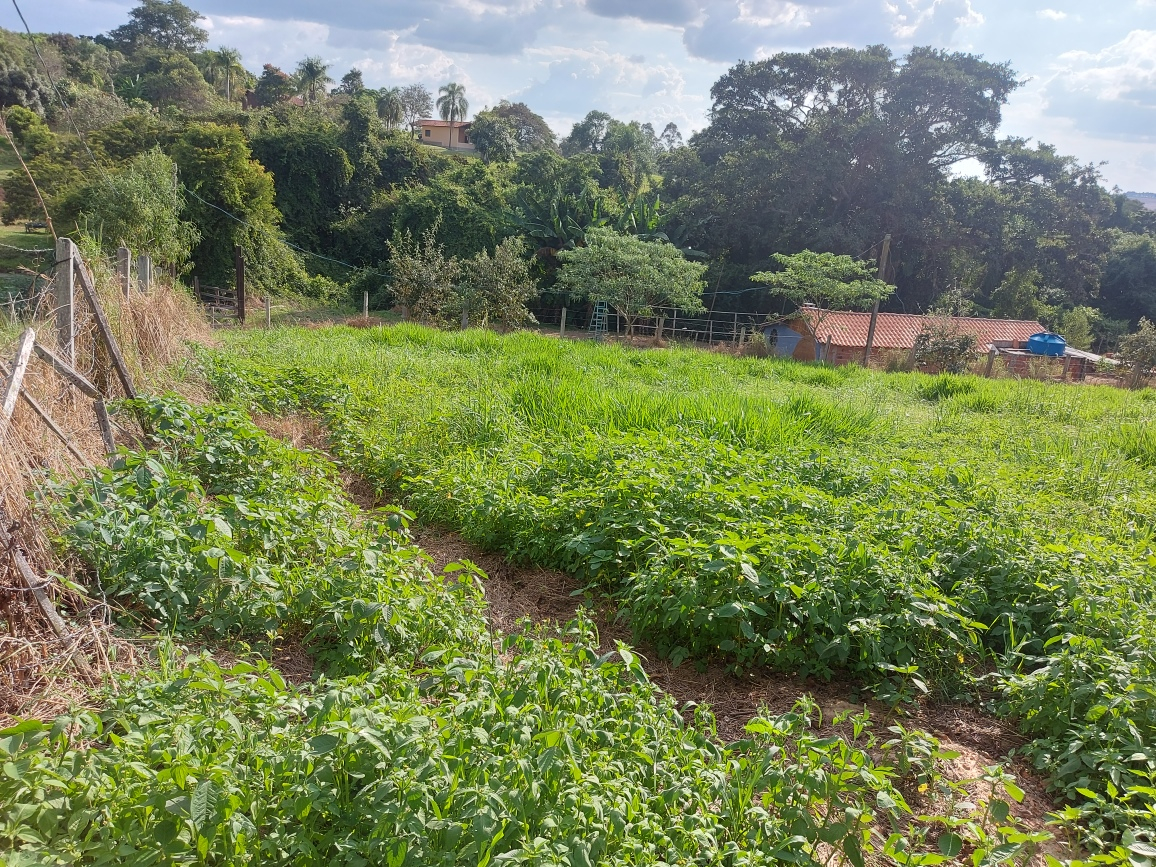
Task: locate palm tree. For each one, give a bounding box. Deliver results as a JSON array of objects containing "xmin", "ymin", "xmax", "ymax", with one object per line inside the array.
[
  {"xmin": 216, "ymin": 47, "xmax": 242, "ymax": 101},
  {"xmin": 437, "ymin": 82, "xmax": 468, "ymax": 149},
  {"xmin": 295, "ymin": 56, "xmax": 333, "ymax": 104},
  {"xmin": 377, "ymin": 87, "xmax": 403, "ymax": 130}
]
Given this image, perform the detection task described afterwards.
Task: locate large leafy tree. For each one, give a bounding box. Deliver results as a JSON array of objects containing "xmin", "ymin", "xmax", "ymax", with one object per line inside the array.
[
  {"xmin": 250, "ymin": 119, "xmax": 354, "ymax": 252},
  {"xmin": 172, "ymin": 122, "xmax": 301, "ymax": 293},
  {"xmin": 468, "ymin": 111, "xmax": 518, "ymax": 164},
  {"xmin": 254, "ymin": 64, "xmax": 295, "ymax": 106},
  {"xmin": 336, "ymin": 69, "xmax": 364, "ymax": 96},
  {"xmin": 490, "ymin": 101, "xmax": 556, "ymax": 152},
  {"xmin": 119, "ymin": 46, "xmax": 215, "ymax": 111},
  {"xmin": 751, "ymin": 251, "xmax": 891, "ymax": 333},
  {"xmin": 399, "ymin": 84, "xmax": 433, "ymax": 132},
  {"xmin": 64, "ymin": 148, "xmax": 199, "ymax": 268},
  {"xmin": 562, "ymin": 111, "xmax": 612, "ymax": 155},
  {"xmin": 556, "ymin": 228, "xmax": 706, "ymax": 335},
  {"xmin": 295, "ymin": 57, "xmax": 333, "ymax": 105},
  {"xmin": 1100, "ymin": 233, "xmax": 1156, "ymax": 327},
  {"xmin": 668, "ymin": 46, "xmax": 1020, "ymax": 312},
  {"xmin": 0, "ymin": 64, "xmax": 49, "ymax": 115},
  {"xmin": 103, "ymin": 0, "xmax": 208, "ymax": 53}
]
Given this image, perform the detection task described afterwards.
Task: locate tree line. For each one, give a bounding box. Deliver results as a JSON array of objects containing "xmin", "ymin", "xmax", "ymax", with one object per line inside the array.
[{"xmin": 2, "ymin": 0, "xmax": 1155, "ymax": 350}]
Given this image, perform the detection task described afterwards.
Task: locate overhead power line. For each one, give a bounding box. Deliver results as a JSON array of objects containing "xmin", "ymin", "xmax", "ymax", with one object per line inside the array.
[
  {"xmin": 180, "ymin": 185, "xmax": 392, "ymax": 279},
  {"xmin": 10, "ymin": 0, "xmax": 113, "ymax": 190}
]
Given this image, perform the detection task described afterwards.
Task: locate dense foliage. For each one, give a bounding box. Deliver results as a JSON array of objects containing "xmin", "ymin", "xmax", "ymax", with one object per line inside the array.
[
  {"xmin": 1, "ymin": 392, "xmax": 1059, "ymax": 865},
  {"xmin": 2, "ymin": 0, "xmax": 1154, "ymax": 332},
  {"xmin": 209, "ymin": 325, "xmax": 1156, "ymax": 846}
]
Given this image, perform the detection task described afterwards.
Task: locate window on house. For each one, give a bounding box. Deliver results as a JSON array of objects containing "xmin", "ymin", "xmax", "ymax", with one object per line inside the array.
[{"xmin": 424, "ymin": 129, "xmax": 431, "ymax": 137}]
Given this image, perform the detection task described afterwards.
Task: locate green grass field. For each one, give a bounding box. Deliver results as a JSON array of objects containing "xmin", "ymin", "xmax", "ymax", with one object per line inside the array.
[{"xmin": 206, "ymin": 323, "xmax": 1156, "ymax": 841}]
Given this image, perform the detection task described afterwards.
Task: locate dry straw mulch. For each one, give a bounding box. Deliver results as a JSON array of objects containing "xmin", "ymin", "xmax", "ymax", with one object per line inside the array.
[{"xmin": 0, "ymin": 246, "xmax": 210, "ymax": 724}]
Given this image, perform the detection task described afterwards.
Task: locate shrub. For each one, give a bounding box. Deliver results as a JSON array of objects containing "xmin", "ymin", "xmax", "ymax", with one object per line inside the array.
[{"xmin": 913, "ymin": 323, "xmax": 978, "ymax": 374}]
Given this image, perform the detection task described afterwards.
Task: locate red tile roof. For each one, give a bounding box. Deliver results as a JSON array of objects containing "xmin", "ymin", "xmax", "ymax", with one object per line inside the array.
[
  {"xmin": 803, "ymin": 310, "xmax": 1046, "ymax": 350},
  {"xmin": 417, "ymin": 119, "xmax": 471, "ymax": 127}
]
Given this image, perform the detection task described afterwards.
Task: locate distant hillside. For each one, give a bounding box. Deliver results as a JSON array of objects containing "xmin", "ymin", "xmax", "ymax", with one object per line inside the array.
[{"xmin": 1126, "ymin": 191, "xmax": 1156, "ymax": 211}]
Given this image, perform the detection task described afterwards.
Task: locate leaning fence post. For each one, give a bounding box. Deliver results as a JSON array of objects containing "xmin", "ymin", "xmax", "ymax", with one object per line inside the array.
[
  {"xmin": 54, "ymin": 238, "xmax": 75, "ymax": 364},
  {"xmin": 1, "ymin": 328, "xmax": 36, "ymax": 429},
  {"xmin": 560, "ymin": 306, "xmax": 567, "ymax": 337},
  {"xmin": 985, "ymin": 347, "xmax": 997, "ymax": 378},
  {"xmin": 234, "ymin": 246, "xmax": 246, "ymax": 326},
  {"xmin": 117, "ymin": 247, "xmax": 131, "ymax": 299},
  {"xmin": 71, "ymin": 250, "xmax": 137, "ymax": 400},
  {"xmin": 136, "ymin": 254, "xmax": 150, "ymax": 295}
]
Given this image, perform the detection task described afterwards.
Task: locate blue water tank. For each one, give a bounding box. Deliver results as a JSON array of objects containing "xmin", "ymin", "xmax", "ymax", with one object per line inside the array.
[{"xmin": 1027, "ymin": 332, "xmax": 1066, "ymax": 357}]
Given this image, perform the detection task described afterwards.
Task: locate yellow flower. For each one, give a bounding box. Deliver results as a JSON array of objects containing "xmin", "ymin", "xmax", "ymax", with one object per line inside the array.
[
  {"xmin": 918, "ymin": 784, "xmax": 929, "ymax": 793},
  {"xmin": 957, "ymin": 653, "xmax": 965, "ymax": 664}
]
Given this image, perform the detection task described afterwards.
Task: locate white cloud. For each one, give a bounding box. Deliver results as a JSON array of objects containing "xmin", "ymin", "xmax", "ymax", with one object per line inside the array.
[
  {"xmin": 1036, "ymin": 9, "xmax": 1067, "ymax": 20},
  {"xmin": 1044, "ymin": 29, "xmax": 1156, "ymax": 141}
]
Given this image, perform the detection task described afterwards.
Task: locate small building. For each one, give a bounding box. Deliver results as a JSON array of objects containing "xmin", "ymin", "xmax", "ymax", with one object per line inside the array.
[
  {"xmin": 416, "ymin": 119, "xmax": 475, "ymax": 151},
  {"xmin": 764, "ymin": 309, "xmax": 1100, "ymax": 379}
]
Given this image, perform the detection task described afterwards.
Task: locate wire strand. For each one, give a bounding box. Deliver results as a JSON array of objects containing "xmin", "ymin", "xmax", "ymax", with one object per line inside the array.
[
  {"xmin": 10, "ymin": 0, "xmax": 113, "ymax": 190},
  {"xmin": 180, "ymin": 185, "xmax": 393, "ymax": 279}
]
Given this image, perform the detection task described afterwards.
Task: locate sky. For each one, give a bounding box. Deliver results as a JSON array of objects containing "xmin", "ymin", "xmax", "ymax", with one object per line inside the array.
[{"xmin": 7, "ymin": 0, "xmax": 1156, "ymax": 192}]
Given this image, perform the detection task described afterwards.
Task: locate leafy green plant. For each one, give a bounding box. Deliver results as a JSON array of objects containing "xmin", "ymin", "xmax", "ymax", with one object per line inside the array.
[{"xmin": 203, "ymin": 323, "xmax": 1156, "ymax": 846}]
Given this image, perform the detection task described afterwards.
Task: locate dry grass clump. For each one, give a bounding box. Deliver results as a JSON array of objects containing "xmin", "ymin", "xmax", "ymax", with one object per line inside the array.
[{"xmin": 0, "ymin": 246, "xmax": 210, "ymax": 721}]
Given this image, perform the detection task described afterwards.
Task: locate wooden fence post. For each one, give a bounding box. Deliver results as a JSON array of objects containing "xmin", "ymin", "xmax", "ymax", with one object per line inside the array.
[
  {"xmin": 117, "ymin": 247, "xmax": 131, "ymax": 299},
  {"xmin": 560, "ymin": 306, "xmax": 567, "ymax": 337},
  {"xmin": 54, "ymin": 238, "xmax": 75, "ymax": 364},
  {"xmin": 825, "ymin": 335, "xmax": 834, "ymax": 363},
  {"xmin": 670, "ymin": 308, "xmax": 677, "ymax": 337},
  {"xmin": 136, "ymin": 254, "xmax": 150, "ymax": 295},
  {"xmin": 193, "ymin": 276, "xmax": 200, "ymax": 301},
  {"xmin": 733, "ymin": 312, "xmax": 739, "ymax": 344},
  {"xmin": 363, "ymin": 291, "xmax": 369, "ymax": 319},
  {"xmin": 71, "ymin": 251, "xmax": 137, "ymax": 400},
  {"xmin": 707, "ymin": 317, "xmax": 713, "ymax": 344},
  {"xmin": 265, "ymin": 296, "xmax": 272, "ymax": 329},
  {"xmin": 234, "ymin": 246, "xmax": 246, "ymax": 326},
  {"xmin": 1, "ymin": 328, "xmax": 36, "ymax": 428},
  {"xmin": 1061, "ymin": 355, "xmax": 1073, "ymax": 381},
  {"xmin": 984, "ymin": 347, "xmax": 997, "ymax": 378}
]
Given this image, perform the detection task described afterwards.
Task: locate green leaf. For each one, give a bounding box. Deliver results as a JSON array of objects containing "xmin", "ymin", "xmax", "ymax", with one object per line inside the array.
[
  {"xmin": 308, "ymin": 734, "xmax": 340, "ymax": 754},
  {"xmin": 938, "ymin": 832, "xmax": 963, "ymax": 858},
  {"xmin": 1002, "ymin": 781, "xmax": 1025, "ymax": 803},
  {"xmin": 190, "ymin": 780, "xmax": 218, "ymax": 832}
]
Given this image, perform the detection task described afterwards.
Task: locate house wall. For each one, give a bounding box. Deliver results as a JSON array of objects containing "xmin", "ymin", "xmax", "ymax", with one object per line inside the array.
[{"xmin": 419, "ymin": 125, "xmax": 476, "ymax": 150}]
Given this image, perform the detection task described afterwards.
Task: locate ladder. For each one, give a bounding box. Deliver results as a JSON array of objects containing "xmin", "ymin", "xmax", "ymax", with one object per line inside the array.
[{"xmin": 588, "ymin": 300, "xmax": 608, "ymax": 340}]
